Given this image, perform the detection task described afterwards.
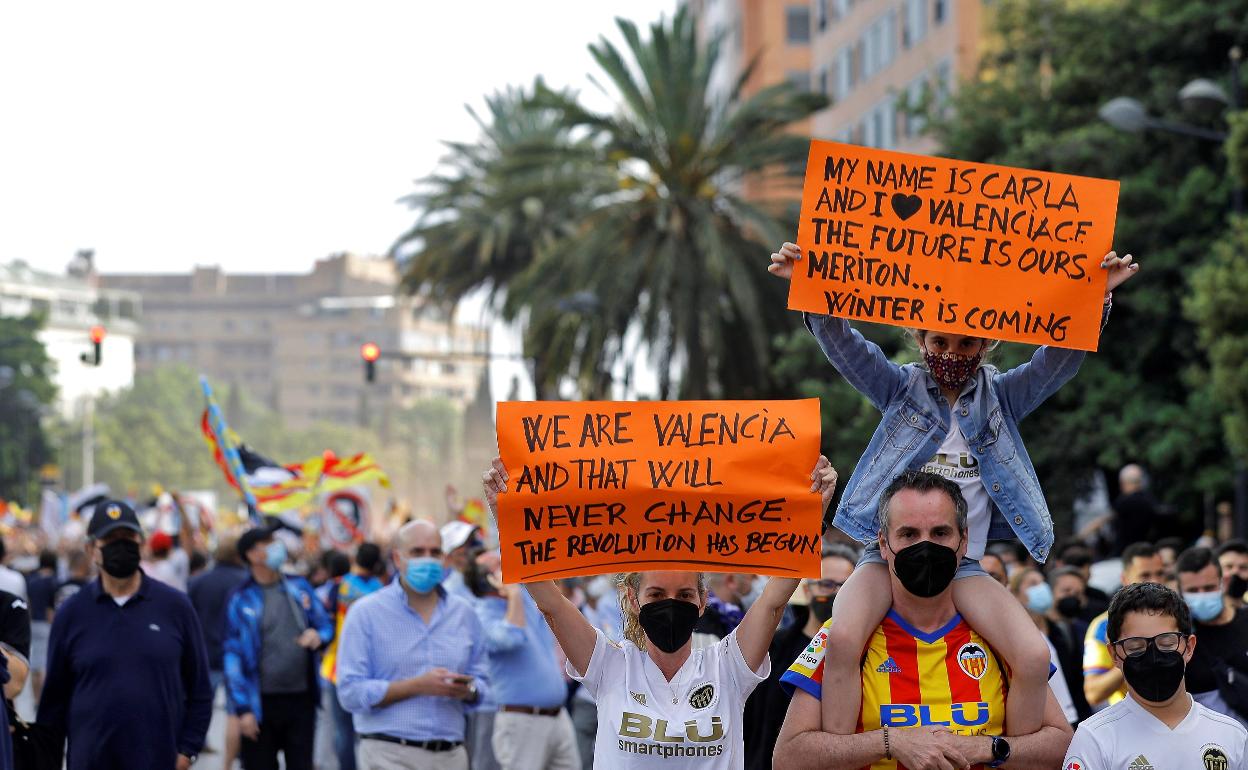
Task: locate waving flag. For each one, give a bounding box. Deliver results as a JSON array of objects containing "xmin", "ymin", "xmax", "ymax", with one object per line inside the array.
[{"xmin": 199, "ymin": 377, "xmax": 260, "ymax": 522}]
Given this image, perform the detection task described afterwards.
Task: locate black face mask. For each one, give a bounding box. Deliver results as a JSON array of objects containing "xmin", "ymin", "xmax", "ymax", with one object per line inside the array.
[
  {"xmin": 888, "ymin": 539, "xmax": 960, "ymax": 598},
  {"xmin": 100, "ymin": 539, "xmax": 141, "ymax": 579},
  {"xmin": 638, "ymin": 598, "xmax": 700, "ymax": 653},
  {"xmin": 809, "ymin": 595, "xmax": 834, "ymax": 623},
  {"xmin": 1228, "ymin": 574, "xmax": 1248, "ymax": 599},
  {"xmin": 1056, "ymin": 596, "xmax": 1083, "ymax": 619},
  {"xmin": 1121, "ymin": 645, "xmax": 1187, "ymax": 703}
]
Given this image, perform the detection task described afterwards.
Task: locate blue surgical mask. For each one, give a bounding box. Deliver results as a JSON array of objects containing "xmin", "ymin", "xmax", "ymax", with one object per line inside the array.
[
  {"xmin": 1185, "ymin": 590, "xmax": 1224, "ymax": 623},
  {"xmin": 1025, "ymin": 582, "xmax": 1054, "ymax": 614},
  {"xmin": 404, "ymin": 557, "xmax": 445, "ymax": 594},
  {"xmin": 264, "ymin": 541, "xmax": 287, "ymax": 571}
]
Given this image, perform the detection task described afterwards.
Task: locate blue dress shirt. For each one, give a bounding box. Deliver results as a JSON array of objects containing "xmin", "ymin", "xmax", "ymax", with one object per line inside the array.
[
  {"xmin": 476, "ymin": 591, "xmax": 567, "ymax": 710},
  {"xmin": 336, "ymin": 580, "xmax": 491, "ymax": 741}
]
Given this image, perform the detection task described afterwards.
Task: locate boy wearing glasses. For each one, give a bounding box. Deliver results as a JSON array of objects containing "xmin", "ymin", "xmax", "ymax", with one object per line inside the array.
[{"xmin": 1063, "ymin": 583, "xmax": 1247, "ymax": 769}]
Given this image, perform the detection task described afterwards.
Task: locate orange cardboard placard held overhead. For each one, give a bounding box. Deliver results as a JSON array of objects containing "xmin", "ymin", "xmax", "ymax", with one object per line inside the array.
[
  {"xmin": 788, "ymin": 141, "xmax": 1120, "ymax": 351},
  {"xmin": 495, "ymin": 400, "xmax": 823, "ymax": 583}
]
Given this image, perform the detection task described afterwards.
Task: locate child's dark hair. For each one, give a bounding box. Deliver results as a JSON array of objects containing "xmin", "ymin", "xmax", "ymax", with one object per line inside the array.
[{"xmin": 1107, "ymin": 582, "xmax": 1192, "ymax": 642}]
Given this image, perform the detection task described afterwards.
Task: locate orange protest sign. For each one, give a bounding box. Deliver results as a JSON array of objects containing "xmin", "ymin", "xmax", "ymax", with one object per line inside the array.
[
  {"xmin": 495, "ymin": 399, "xmax": 823, "ymax": 583},
  {"xmin": 788, "ymin": 140, "xmax": 1120, "ymax": 351}
]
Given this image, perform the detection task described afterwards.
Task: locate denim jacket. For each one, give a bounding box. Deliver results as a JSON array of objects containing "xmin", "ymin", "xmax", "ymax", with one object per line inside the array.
[
  {"xmin": 806, "ymin": 300, "xmax": 1110, "ymax": 563},
  {"xmin": 222, "ymin": 573, "xmax": 334, "ymax": 722}
]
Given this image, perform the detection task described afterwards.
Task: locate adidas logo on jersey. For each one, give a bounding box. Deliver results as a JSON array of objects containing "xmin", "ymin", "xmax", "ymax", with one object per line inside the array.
[
  {"xmin": 1129, "ymin": 755, "xmax": 1155, "ymax": 770},
  {"xmin": 876, "ymin": 656, "xmax": 902, "ymax": 674}
]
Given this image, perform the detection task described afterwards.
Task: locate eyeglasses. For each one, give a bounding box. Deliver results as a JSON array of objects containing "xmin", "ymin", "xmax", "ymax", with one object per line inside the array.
[
  {"xmin": 811, "ymin": 579, "xmax": 846, "ymax": 591},
  {"xmin": 1110, "ymin": 632, "xmax": 1188, "ymax": 658}
]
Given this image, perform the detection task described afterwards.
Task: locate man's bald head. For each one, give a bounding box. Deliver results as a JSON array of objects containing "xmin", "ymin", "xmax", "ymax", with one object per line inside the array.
[
  {"xmin": 391, "ymin": 520, "xmax": 445, "ymax": 575},
  {"xmin": 1119, "ymin": 464, "xmax": 1147, "ymax": 493}
]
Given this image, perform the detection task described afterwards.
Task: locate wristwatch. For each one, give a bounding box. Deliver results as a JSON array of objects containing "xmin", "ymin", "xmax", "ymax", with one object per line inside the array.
[{"xmin": 988, "ymin": 736, "xmax": 1011, "ymax": 768}]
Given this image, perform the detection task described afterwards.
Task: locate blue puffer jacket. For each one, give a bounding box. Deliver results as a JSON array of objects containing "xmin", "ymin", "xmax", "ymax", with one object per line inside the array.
[{"xmin": 222, "ymin": 574, "xmax": 333, "ymax": 722}]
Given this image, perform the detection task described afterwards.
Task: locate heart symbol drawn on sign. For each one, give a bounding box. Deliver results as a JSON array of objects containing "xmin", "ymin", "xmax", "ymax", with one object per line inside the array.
[{"xmin": 891, "ymin": 193, "xmax": 922, "ymax": 221}]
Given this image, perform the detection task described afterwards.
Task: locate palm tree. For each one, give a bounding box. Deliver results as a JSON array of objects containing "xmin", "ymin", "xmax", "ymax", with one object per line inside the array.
[
  {"xmin": 397, "ymin": 9, "xmax": 825, "ymax": 399},
  {"xmin": 531, "ymin": 6, "xmax": 828, "ymax": 398}
]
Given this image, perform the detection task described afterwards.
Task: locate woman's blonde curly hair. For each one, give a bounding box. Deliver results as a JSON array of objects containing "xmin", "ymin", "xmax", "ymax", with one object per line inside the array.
[{"xmin": 616, "ymin": 572, "xmax": 709, "ymax": 648}]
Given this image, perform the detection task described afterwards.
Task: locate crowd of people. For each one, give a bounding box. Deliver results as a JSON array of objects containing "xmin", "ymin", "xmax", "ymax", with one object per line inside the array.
[
  {"xmin": 0, "ymin": 460, "xmax": 1240, "ymax": 769},
  {"xmin": 1, "ymin": 240, "xmax": 1244, "ymax": 768}
]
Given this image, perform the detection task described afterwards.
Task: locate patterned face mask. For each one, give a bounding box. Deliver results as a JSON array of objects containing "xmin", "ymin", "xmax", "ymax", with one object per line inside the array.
[{"xmin": 922, "ymin": 348, "xmax": 983, "ymax": 390}]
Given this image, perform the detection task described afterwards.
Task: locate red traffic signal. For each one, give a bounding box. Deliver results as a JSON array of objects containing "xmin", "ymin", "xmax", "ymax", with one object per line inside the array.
[
  {"xmin": 361, "ymin": 342, "xmax": 380, "ymax": 383},
  {"xmin": 81, "ymin": 325, "xmax": 106, "ymax": 366}
]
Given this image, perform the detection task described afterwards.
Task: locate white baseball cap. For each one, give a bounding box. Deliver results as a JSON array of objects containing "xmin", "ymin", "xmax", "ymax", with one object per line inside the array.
[{"xmin": 440, "ymin": 521, "xmax": 479, "ymax": 553}]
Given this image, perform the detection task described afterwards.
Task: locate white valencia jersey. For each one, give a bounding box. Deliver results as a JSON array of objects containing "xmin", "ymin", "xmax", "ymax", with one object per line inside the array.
[
  {"xmin": 1064, "ymin": 694, "xmax": 1247, "ymax": 770},
  {"xmin": 567, "ymin": 628, "xmax": 768, "ymax": 769}
]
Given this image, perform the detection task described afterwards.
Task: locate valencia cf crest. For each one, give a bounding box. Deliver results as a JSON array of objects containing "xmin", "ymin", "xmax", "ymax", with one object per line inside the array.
[
  {"xmin": 1202, "ymin": 745, "xmax": 1229, "ymax": 770},
  {"xmin": 106, "ymin": 504, "xmax": 122, "ymax": 520},
  {"xmin": 957, "ymin": 642, "xmax": 989, "ymax": 680}
]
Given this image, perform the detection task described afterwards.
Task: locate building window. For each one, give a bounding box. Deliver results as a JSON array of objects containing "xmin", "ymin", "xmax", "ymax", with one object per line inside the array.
[
  {"xmin": 786, "ymin": 5, "xmax": 811, "ymax": 44},
  {"xmin": 832, "ymin": 0, "xmax": 849, "ymax": 20},
  {"xmin": 903, "ymin": 0, "xmax": 928, "ymax": 47},
  {"xmin": 880, "ymin": 11, "xmax": 898, "ymax": 71},
  {"xmin": 934, "ymin": 0, "xmax": 948, "ymax": 25},
  {"xmin": 816, "ymin": 0, "xmax": 828, "ymax": 31},
  {"xmin": 836, "ymin": 47, "xmax": 852, "ymax": 97},
  {"xmin": 818, "ymin": 66, "xmax": 830, "ymax": 96},
  {"xmin": 786, "ymin": 69, "xmax": 812, "ymax": 92}
]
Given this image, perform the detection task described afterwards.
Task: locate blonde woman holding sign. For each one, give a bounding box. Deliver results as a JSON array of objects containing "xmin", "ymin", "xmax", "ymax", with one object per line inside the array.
[{"xmin": 482, "ymin": 455, "xmax": 838, "ymax": 770}]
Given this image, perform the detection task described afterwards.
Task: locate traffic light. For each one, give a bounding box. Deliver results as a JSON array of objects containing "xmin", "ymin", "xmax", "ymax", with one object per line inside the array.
[
  {"xmin": 361, "ymin": 342, "xmax": 380, "ymax": 383},
  {"xmin": 81, "ymin": 325, "xmax": 106, "ymax": 366}
]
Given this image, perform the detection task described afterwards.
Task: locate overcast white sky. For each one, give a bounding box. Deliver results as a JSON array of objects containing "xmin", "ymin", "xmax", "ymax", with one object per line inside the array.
[{"xmin": 0, "ymin": 1, "xmax": 675, "ymax": 276}]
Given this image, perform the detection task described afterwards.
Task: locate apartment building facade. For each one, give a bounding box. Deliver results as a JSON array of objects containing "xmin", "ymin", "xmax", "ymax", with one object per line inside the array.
[
  {"xmin": 695, "ymin": 0, "xmax": 990, "ymax": 157},
  {"xmin": 101, "ymin": 254, "xmax": 487, "ymax": 429},
  {"xmin": 0, "ymin": 254, "xmax": 139, "ymax": 417}
]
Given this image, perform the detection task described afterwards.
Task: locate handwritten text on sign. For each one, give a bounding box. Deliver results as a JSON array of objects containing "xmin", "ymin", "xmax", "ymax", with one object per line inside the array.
[
  {"xmin": 495, "ymin": 400, "xmax": 822, "ymax": 583},
  {"xmin": 788, "ymin": 141, "xmax": 1120, "ymax": 351}
]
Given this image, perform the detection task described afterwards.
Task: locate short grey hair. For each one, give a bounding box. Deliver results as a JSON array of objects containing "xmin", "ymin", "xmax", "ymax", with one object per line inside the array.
[{"xmin": 877, "ymin": 470, "xmax": 968, "ymax": 535}]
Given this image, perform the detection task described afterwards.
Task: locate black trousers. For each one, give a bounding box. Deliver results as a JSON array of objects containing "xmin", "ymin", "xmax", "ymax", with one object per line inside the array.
[{"xmin": 239, "ymin": 692, "xmax": 317, "ymax": 770}]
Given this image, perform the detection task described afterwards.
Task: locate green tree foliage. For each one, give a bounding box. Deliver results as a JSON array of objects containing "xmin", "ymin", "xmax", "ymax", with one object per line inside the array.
[
  {"xmin": 1187, "ymin": 216, "xmax": 1248, "ymax": 464},
  {"xmin": 397, "ymin": 9, "xmax": 826, "ymax": 398},
  {"xmin": 775, "ymin": 0, "xmax": 1246, "ymax": 531},
  {"xmin": 59, "ymin": 366, "xmax": 464, "ymax": 513},
  {"xmin": 0, "ymin": 315, "xmax": 56, "ymax": 505}
]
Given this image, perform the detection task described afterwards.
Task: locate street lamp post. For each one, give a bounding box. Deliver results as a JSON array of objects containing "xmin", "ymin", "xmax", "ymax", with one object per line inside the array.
[{"xmin": 1099, "ymin": 48, "xmax": 1246, "ymax": 537}]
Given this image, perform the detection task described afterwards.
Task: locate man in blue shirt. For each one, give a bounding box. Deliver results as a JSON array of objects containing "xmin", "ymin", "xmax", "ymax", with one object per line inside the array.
[
  {"xmin": 37, "ymin": 499, "xmax": 213, "ymax": 770},
  {"xmin": 476, "ymin": 563, "xmax": 580, "ymax": 770},
  {"xmin": 224, "ymin": 524, "xmax": 333, "ymax": 770},
  {"xmin": 337, "ymin": 520, "xmax": 491, "ymax": 770}
]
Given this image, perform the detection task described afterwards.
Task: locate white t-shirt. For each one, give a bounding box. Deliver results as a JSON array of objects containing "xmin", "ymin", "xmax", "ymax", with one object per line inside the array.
[
  {"xmin": 920, "ymin": 419, "xmax": 991, "ymax": 559},
  {"xmin": 567, "ymin": 628, "xmax": 768, "ymax": 769},
  {"xmin": 0, "ymin": 566, "xmax": 28, "ymax": 600},
  {"xmin": 1063, "ymin": 693, "xmax": 1248, "ymax": 770},
  {"xmin": 146, "ymin": 549, "xmax": 190, "ymax": 592}
]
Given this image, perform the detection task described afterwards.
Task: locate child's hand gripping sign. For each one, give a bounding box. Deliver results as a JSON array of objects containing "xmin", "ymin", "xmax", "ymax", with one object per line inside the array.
[{"xmin": 788, "ymin": 141, "xmax": 1121, "ymax": 351}]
